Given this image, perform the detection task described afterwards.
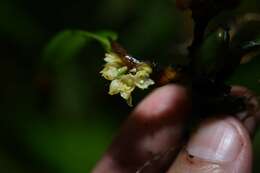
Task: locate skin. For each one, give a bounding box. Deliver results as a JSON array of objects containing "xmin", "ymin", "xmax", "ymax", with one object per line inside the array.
[{"xmin": 92, "ymin": 85, "xmax": 259, "ymax": 173}]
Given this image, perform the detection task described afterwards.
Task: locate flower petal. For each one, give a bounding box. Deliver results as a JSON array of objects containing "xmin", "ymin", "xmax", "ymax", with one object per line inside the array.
[
  {"xmin": 135, "ymin": 78, "xmax": 155, "ymax": 89},
  {"xmin": 100, "ymin": 65, "xmax": 127, "ymax": 80},
  {"xmin": 104, "ymin": 53, "xmax": 123, "ymax": 64}
]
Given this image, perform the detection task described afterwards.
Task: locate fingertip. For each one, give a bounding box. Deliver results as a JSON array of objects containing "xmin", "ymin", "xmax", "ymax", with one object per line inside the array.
[
  {"xmin": 133, "ymin": 84, "xmax": 189, "ymax": 121},
  {"xmin": 93, "ymin": 85, "xmax": 190, "ymax": 173},
  {"xmin": 167, "ymin": 116, "xmax": 252, "ymax": 173},
  {"xmin": 227, "ymin": 117, "xmax": 253, "ymax": 173},
  {"xmin": 231, "ymin": 85, "xmax": 259, "ymax": 137}
]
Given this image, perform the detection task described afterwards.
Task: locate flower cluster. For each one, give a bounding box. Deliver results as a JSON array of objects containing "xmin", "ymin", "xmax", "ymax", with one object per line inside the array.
[{"xmin": 100, "ymin": 53, "xmax": 155, "ymax": 106}]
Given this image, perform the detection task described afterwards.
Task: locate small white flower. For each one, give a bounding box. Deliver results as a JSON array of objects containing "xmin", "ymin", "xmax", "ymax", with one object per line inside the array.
[
  {"xmin": 101, "ymin": 65, "xmax": 127, "ymax": 80},
  {"xmin": 135, "ymin": 77, "xmax": 155, "ymax": 89},
  {"xmin": 104, "ymin": 53, "xmax": 123, "ymax": 65},
  {"xmin": 109, "ymin": 74, "xmax": 135, "ymax": 106},
  {"xmin": 101, "ymin": 53, "xmax": 155, "ymax": 106}
]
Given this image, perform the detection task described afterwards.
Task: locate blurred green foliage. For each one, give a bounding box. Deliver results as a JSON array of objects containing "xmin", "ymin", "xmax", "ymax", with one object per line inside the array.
[
  {"xmin": 0, "ymin": 0, "xmax": 259, "ymax": 173},
  {"xmin": 42, "ymin": 30, "xmax": 117, "ymax": 69}
]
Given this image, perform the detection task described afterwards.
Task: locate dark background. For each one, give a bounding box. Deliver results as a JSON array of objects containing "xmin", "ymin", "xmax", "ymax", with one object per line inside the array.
[{"xmin": 1, "ymin": 0, "xmax": 260, "ymax": 172}]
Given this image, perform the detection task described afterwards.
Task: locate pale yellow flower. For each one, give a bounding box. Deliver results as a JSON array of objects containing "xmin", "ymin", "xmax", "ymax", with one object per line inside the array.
[
  {"xmin": 104, "ymin": 53, "xmax": 123, "ymax": 65},
  {"xmin": 109, "ymin": 74, "xmax": 135, "ymax": 106},
  {"xmin": 101, "ymin": 65, "xmax": 128, "ymax": 80},
  {"xmin": 101, "ymin": 53, "xmax": 155, "ymax": 106},
  {"xmin": 100, "ymin": 53, "xmax": 128, "ymax": 80}
]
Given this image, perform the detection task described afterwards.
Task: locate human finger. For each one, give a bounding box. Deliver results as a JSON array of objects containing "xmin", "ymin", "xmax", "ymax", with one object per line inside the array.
[{"xmin": 92, "ymin": 85, "xmax": 190, "ymax": 173}]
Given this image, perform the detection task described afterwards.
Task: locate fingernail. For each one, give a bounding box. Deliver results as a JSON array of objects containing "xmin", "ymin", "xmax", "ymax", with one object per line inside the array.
[{"xmin": 187, "ymin": 119, "xmax": 242, "ymax": 162}]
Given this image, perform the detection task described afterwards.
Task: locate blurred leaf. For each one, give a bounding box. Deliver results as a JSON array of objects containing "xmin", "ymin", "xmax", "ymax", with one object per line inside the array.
[
  {"xmin": 23, "ymin": 119, "xmax": 117, "ymax": 173},
  {"xmin": 42, "ymin": 30, "xmax": 117, "ymax": 67},
  {"xmin": 122, "ymin": 0, "xmax": 181, "ymax": 58}
]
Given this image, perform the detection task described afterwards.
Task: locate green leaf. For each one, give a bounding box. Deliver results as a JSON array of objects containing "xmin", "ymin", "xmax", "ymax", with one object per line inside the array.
[
  {"xmin": 76, "ymin": 30, "xmax": 118, "ymax": 51},
  {"xmin": 194, "ymin": 28, "xmax": 230, "ymax": 77},
  {"xmin": 228, "ymin": 54, "xmax": 260, "ymax": 95},
  {"xmin": 42, "ymin": 30, "xmax": 117, "ymax": 67}
]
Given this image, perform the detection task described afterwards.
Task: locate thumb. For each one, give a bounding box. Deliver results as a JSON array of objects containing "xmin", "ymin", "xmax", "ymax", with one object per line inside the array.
[{"xmin": 167, "ymin": 117, "xmax": 252, "ymax": 173}]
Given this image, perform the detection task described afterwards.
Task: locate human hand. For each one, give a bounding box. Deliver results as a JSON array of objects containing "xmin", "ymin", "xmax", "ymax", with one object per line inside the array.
[{"xmin": 92, "ymin": 85, "xmax": 259, "ymax": 173}]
